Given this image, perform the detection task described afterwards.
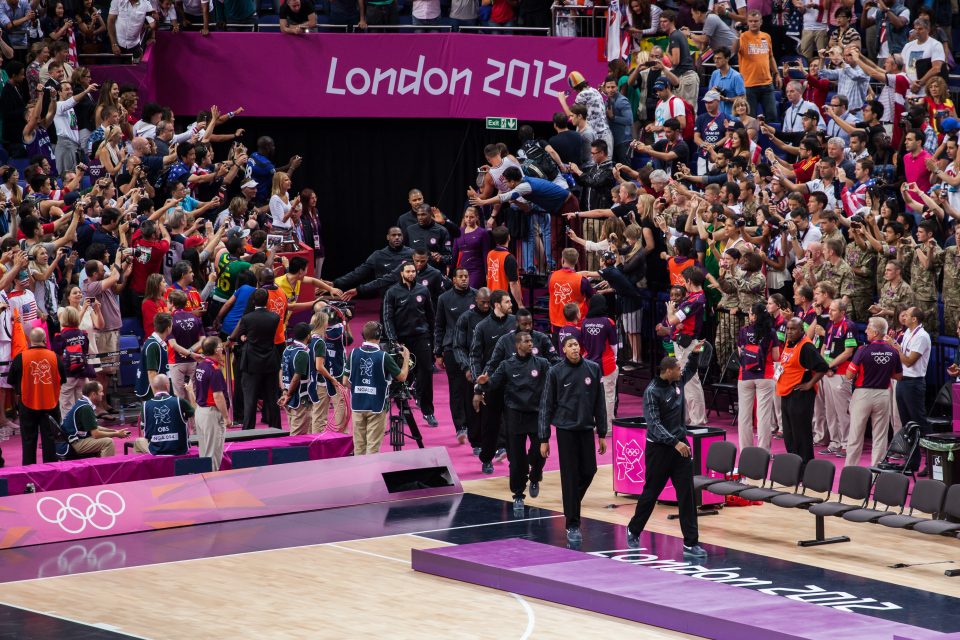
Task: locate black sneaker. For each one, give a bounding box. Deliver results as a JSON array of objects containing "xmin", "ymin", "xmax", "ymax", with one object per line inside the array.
[
  {"xmin": 481, "ymin": 462, "xmax": 494, "ymax": 474},
  {"xmin": 683, "ymin": 544, "xmax": 708, "ymax": 558},
  {"xmin": 513, "ymin": 497, "xmax": 524, "ymax": 513},
  {"xmin": 566, "ymin": 527, "xmax": 582, "ymax": 543},
  {"xmin": 423, "ymin": 414, "xmax": 438, "ymax": 427},
  {"xmin": 472, "ymin": 447, "xmax": 481, "ymax": 456},
  {"xmin": 494, "ymin": 447, "xmax": 508, "ymax": 462},
  {"xmin": 626, "ymin": 527, "xmax": 640, "ymax": 549},
  {"xmin": 456, "ymin": 429, "xmax": 467, "ymax": 444},
  {"xmin": 529, "ymin": 481, "xmax": 540, "ymax": 498}
]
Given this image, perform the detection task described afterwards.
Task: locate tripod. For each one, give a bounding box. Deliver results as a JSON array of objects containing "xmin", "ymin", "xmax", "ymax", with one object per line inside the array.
[{"xmin": 388, "ymin": 385, "xmax": 424, "ymax": 451}]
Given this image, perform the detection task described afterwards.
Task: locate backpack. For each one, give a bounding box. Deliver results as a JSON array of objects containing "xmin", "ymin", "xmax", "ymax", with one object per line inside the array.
[
  {"xmin": 63, "ymin": 340, "xmax": 87, "ymax": 376},
  {"xmin": 519, "ymin": 140, "xmax": 559, "ymax": 181},
  {"xmin": 679, "ymin": 97, "xmax": 696, "ymax": 142}
]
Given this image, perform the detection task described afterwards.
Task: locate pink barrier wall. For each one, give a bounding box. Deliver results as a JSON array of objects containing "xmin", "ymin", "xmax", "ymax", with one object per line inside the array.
[
  {"xmin": 133, "ymin": 32, "xmax": 607, "ymax": 121},
  {"xmin": 0, "ymin": 446, "xmax": 460, "ymax": 549}
]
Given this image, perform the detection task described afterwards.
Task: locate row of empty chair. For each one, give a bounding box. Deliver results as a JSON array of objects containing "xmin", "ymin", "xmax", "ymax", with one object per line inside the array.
[{"xmin": 694, "ymin": 442, "xmax": 960, "ymax": 546}]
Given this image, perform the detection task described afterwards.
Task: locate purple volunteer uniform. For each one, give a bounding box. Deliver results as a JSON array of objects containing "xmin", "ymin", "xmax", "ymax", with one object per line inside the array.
[
  {"xmin": 170, "ymin": 310, "xmax": 205, "ymax": 364},
  {"xmin": 195, "ymin": 358, "xmax": 229, "ymax": 407}
]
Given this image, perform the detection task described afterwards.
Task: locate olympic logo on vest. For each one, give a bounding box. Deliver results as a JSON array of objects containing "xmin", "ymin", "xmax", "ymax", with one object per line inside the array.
[{"xmin": 36, "ymin": 490, "xmax": 126, "ymax": 535}]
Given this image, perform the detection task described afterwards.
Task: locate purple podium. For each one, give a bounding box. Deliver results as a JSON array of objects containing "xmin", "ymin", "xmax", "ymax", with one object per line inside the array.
[{"xmin": 611, "ymin": 417, "xmax": 725, "ymax": 506}]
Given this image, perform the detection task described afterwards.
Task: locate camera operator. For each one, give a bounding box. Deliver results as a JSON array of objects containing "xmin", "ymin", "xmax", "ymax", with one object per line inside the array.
[
  {"xmin": 383, "ymin": 261, "xmax": 438, "ymax": 427},
  {"xmin": 346, "ymin": 321, "xmax": 411, "ymax": 455},
  {"xmin": 470, "ymin": 289, "xmax": 516, "ymax": 474}
]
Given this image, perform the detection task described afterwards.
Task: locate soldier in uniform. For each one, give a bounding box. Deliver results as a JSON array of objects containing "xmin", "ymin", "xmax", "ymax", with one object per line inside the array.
[
  {"xmin": 844, "ymin": 222, "xmax": 877, "ymax": 322},
  {"xmin": 942, "ymin": 225, "xmax": 960, "ymax": 337},
  {"xmin": 705, "ymin": 248, "xmax": 742, "ymax": 371},
  {"xmin": 864, "ymin": 218, "xmax": 906, "ymax": 293},
  {"xmin": 869, "ymin": 261, "xmax": 915, "ymax": 333},
  {"xmin": 819, "ymin": 211, "xmax": 846, "ymax": 253},
  {"xmin": 903, "ymin": 220, "xmax": 943, "ymax": 340},
  {"xmin": 809, "ymin": 239, "xmax": 855, "ymax": 307}
]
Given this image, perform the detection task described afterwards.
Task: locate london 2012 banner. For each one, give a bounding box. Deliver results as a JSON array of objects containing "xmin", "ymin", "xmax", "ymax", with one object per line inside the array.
[{"xmin": 148, "ymin": 32, "xmax": 609, "ymax": 121}]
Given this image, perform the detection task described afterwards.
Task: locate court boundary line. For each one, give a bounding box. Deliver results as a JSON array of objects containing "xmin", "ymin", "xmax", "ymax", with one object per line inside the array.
[
  {"xmin": 326, "ymin": 540, "xmax": 537, "ymax": 639},
  {"xmin": 0, "ymin": 513, "xmax": 565, "ymax": 586},
  {"xmin": 0, "ymin": 601, "xmax": 152, "ymax": 640}
]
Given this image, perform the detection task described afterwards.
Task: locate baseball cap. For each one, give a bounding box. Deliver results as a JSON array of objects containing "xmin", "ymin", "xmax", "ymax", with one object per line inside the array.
[
  {"xmin": 703, "ymin": 90, "xmax": 722, "ymax": 102},
  {"xmin": 184, "ymin": 235, "xmax": 206, "ymax": 250},
  {"xmin": 802, "ymin": 108, "xmax": 820, "ymax": 120},
  {"xmin": 241, "ymin": 179, "xmax": 258, "ymax": 189},
  {"xmin": 941, "ymin": 117, "xmax": 960, "ymax": 133},
  {"xmin": 653, "ymin": 78, "xmax": 670, "ymax": 91},
  {"xmin": 567, "ymin": 71, "xmax": 586, "ymax": 89},
  {"xmin": 227, "ymin": 226, "xmax": 251, "ymax": 241},
  {"xmin": 64, "ymin": 191, "xmax": 82, "ymax": 208},
  {"xmin": 601, "ymin": 250, "xmax": 617, "ymax": 263}
]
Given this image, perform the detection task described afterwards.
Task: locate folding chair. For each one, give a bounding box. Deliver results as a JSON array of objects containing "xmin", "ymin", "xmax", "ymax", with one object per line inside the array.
[
  {"xmin": 871, "ymin": 421, "xmax": 922, "ymax": 478},
  {"xmin": 925, "ymin": 383, "xmax": 953, "ymax": 432},
  {"xmin": 800, "ymin": 466, "xmax": 873, "ymax": 546},
  {"xmin": 706, "ymin": 351, "xmax": 740, "ymax": 422}
]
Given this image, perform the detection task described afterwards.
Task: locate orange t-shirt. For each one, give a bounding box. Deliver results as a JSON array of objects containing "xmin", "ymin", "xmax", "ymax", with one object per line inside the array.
[
  {"xmin": 21, "ymin": 348, "xmax": 61, "ymax": 410},
  {"xmin": 547, "ymin": 268, "xmax": 589, "ymax": 328},
  {"xmin": 265, "ymin": 287, "xmax": 289, "ymax": 344},
  {"xmin": 738, "ymin": 31, "xmax": 774, "ymax": 88}
]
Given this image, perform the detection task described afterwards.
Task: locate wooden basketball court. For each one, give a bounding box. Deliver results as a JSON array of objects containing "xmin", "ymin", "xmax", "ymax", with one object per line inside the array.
[{"xmin": 1, "ymin": 465, "xmax": 958, "ymax": 639}]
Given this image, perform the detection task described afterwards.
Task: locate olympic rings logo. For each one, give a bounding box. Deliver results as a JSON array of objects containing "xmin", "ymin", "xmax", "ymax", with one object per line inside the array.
[{"xmin": 36, "ymin": 490, "xmax": 126, "ymax": 535}]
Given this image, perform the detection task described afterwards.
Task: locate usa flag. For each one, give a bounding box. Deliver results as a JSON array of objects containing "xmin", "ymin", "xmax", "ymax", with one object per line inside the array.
[{"xmin": 605, "ymin": 0, "xmax": 629, "ymax": 62}]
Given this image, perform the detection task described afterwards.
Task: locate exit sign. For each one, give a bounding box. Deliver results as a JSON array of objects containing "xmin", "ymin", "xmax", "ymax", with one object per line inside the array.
[{"xmin": 486, "ymin": 117, "xmax": 518, "ymax": 130}]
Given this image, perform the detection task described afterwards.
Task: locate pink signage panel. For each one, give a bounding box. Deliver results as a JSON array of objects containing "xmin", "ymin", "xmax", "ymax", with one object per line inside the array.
[
  {"xmin": 144, "ymin": 32, "xmax": 608, "ymax": 121},
  {"xmin": 0, "ymin": 447, "xmax": 460, "ymax": 549}
]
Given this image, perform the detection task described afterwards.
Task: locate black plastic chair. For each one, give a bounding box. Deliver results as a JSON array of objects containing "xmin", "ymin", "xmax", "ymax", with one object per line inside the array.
[
  {"xmin": 704, "ymin": 447, "xmax": 771, "ymax": 496},
  {"xmin": 770, "ymin": 459, "xmax": 836, "ymax": 509},
  {"xmin": 706, "ymin": 351, "xmax": 740, "ymax": 423},
  {"xmin": 871, "ymin": 421, "xmax": 922, "ymax": 478},
  {"xmin": 912, "ymin": 484, "xmax": 960, "ymax": 536},
  {"xmin": 841, "ymin": 472, "xmax": 910, "ymax": 523},
  {"xmin": 232, "ymin": 449, "xmax": 270, "ymax": 470},
  {"xmin": 876, "ymin": 479, "xmax": 947, "ymax": 529},
  {"xmin": 272, "ymin": 446, "xmax": 310, "ymax": 465},
  {"xmin": 925, "ymin": 383, "xmax": 953, "ymax": 431},
  {"xmin": 693, "ymin": 441, "xmax": 737, "ymax": 492},
  {"xmin": 739, "ymin": 453, "xmax": 804, "ymax": 502},
  {"xmin": 174, "ymin": 457, "xmax": 213, "ymax": 476},
  {"xmin": 801, "ymin": 466, "xmax": 874, "ymax": 546}
]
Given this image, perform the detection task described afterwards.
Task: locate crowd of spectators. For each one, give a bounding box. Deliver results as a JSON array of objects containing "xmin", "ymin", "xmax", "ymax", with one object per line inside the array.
[{"xmin": 0, "ymin": 0, "xmax": 955, "ymax": 497}]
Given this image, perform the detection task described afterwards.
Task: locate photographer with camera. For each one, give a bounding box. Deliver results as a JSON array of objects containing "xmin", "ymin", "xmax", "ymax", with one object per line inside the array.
[
  {"xmin": 383, "ymin": 261, "xmax": 437, "ymax": 427},
  {"xmin": 346, "ymin": 321, "xmax": 410, "ymax": 455}
]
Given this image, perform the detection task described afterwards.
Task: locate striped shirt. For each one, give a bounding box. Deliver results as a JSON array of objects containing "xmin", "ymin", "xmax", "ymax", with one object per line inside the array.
[{"xmin": 818, "ymin": 66, "xmax": 870, "ymax": 114}]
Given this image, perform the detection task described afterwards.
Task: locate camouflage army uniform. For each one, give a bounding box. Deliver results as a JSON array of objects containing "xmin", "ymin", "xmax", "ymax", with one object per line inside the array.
[
  {"xmin": 713, "ymin": 268, "xmax": 743, "ymax": 370},
  {"xmin": 821, "ymin": 228, "xmax": 847, "ymax": 253},
  {"xmin": 877, "ymin": 279, "xmax": 916, "ymax": 332},
  {"xmin": 845, "ymin": 241, "xmax": 877, "ymax": 322},
  {"xmin": 817, "ymin": 258, "xmax": 856, "ymax": 302},
  {"xmin": 737, "ymin": 270, "xmax": 767, "ymax": 314},
  {"xmin": 907, "ymin": 243, "xmax": 943, "ymax": 339},
  {"xmin": 942, "ymin": 245, "xmax": 960, "ymax": 337},
  {"xmin": 874, "ymin": 242, "xmax": 900, "ymax": 291}
]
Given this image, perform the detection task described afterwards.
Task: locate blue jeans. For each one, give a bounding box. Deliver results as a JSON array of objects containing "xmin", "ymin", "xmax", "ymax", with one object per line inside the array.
[
  {"xmin": 745, "ymin": 84, "xmax": 779, "ymax": 121},
  {"xmin": 521, "ymin": 212, "xmax": 552, "ymax": 272}
]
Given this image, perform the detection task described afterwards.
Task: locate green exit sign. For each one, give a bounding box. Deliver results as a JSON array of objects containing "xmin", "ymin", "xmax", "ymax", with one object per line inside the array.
[{"xmin": 486, "ymin": 117, "xmax": 518, "ymax": 130}]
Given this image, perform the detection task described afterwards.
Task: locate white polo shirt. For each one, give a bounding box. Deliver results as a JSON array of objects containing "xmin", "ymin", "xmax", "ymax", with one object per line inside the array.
[
  {"xmin": 900, "ymin": 325, "xmax": 931, "ymax": 378},
  {"xmin": 109, "ymin": 0, "xmax": 152, "ymax": 49}
]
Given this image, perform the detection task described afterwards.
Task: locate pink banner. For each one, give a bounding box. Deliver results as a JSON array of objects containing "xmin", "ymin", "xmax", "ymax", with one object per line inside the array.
[
  {"xmin": 146, "ymin": 32, "xmax": 608, "ymax": 121},
  {"xmin": 0, "ymin": 447, "xmax": 460, "ymax": 549}
]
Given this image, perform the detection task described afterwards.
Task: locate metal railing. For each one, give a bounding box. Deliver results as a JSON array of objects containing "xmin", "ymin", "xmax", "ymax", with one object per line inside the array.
[
  {"xmin": 363, "ymin": 24, "xmax": 453, "ymax": 32},
  {"xmin": 551, "ymin": 4, "xmax": 608, "ymax": 38},
  {"xmin": 458, "ymin": 25, "xmax": 551, "ymax": 36}
]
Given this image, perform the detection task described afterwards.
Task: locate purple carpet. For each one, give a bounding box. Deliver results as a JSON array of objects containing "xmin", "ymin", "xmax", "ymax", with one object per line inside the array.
[{"xmin": 412, "ymin": 538, "xmax": 950, "ymax": 640}]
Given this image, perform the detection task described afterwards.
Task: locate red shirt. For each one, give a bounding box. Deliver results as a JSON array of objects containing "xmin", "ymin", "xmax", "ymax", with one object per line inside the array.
[
  {"xmin": 130, "ymin": 236, "xmax": 171, "ymax": 294},
  {"xmin": 792, "ymin": 155, "xmax": 819, "ymax": 184},
  {"xmin": 142, "ymin": 298, "xmax": 168, "ymax": 336}
]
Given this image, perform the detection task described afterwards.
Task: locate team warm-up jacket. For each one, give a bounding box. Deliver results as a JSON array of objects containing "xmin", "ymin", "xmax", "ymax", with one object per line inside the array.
[
  {"xmin": 469, "ymin": 313, "xmax": 517, "ymax": 379},
  {"xmin": 360, "ymin": 262, "xmax": 449, "ymax": 301},
  {"xmin": 642, "ymin": 356, "xmax": 698, "ymax": 447},
  {"xmin": 453, "ymin": 307, "xmax": 488, "ymax": 372},
  {"xmin": 405, "ymin": 222, "xmax": 451, "ymax": 261},
  {"xmin": 486, "ymin": 329, "xmax": 559, "ymax": 375},
  {"xmin": 538, "ymin": 357, "xmax": 608, "ymax": 439},
  {"xmin": 383, "ymin": 280, "xmax": 434, "ymax": 342},
  {"xmin": 333, "ymin": 244, "xmax": 413, "ymax": 294},
  {"xmin": 479, "ymin": 353, "xmax": 551, "ymax": 413},
  {"xmin": 434, "ymin": 287, "xmax": 477, "ymax": 355}
]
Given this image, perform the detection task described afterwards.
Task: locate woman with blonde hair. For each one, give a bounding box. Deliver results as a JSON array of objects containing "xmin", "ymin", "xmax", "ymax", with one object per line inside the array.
[
  {"xmin": 96, "ymin": 124, "xmax": 126, "ymax": 176},
  {"xmin": 731, "ymin": 96, "xmax": 760, "ymax": 140},
  {"xmin": 26, "ymin": 42, "xmax": 51, "ymax": 101},
  {"xmin": 925, "ymin": 76, "xmax": 956, "ymax": 139},
  {"xmin": 636, "ymin": 192, "xmax": 669, "ymax": 290},
  {"xmin": 269, "ymin": 171, "xmax": 300, "ymax": 234},
  {"xmin": 308, "ymin": 303, "xmax": 348, "ymax": 433},
  {"xmin": 51, "ymin": 305, "xmax": 92, "ymax": 413}
]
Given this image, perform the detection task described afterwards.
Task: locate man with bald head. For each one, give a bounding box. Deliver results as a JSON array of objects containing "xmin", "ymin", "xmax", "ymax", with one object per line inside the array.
[
  {"xmin": 8, "ymin": 327, "xmax": 66, "ymax": 465},
  {"xmin": 776, "ymin": 317, "xmax": 829, "ymax": 463},
  {"xmin": 134, "ymin": 374, "xmax": 196, "ymax": 459}
]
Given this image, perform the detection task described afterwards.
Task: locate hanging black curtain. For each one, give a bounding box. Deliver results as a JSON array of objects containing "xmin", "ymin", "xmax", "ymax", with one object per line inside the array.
[{"xmin": 199, "ymin": 117, "xmax": 554, "ymax": 278}]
